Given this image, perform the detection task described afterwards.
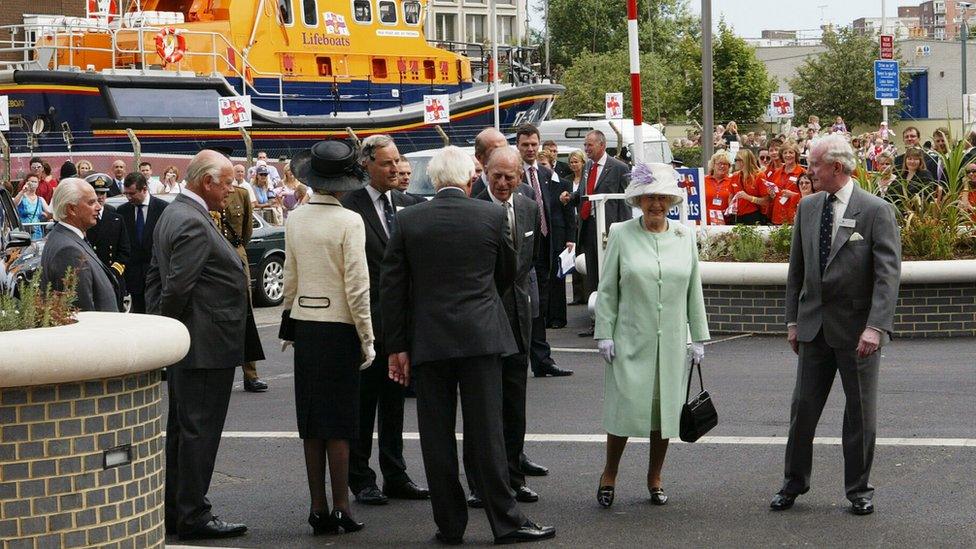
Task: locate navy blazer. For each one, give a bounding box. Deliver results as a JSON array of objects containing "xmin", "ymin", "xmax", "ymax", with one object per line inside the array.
[{"xmin": 116, "ymin": 195, "xmax": 168, "ymax": 296}]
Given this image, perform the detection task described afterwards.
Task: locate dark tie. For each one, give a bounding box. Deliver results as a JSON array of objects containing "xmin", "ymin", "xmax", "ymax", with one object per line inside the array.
[
  {"xmin": 528, "ymin": 166, "xmax": 548, "ymax": 236},
  {"xmin": 135, "ymin": 204, "xmax": 145, "ymax": 242},
  {"xmin": 819, "ymin": 194, "xmax": 836, "ymax": 274},
  {"xmin": 380, "ymin": 193, "xmax": 395, "ymax": 237}
]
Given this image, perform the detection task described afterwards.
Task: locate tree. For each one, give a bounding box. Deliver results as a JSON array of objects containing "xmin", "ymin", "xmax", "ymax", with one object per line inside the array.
[
  {"xmin": 543, "ymin": 0, "xmax": 698, "ymax": 74},
  {"xmin": 552, "ymin": 49, "xmax": 682, "ymax": 121},
  {"xmin": 673, "ymin": 22, "xmax": 776, "ymax": 125},
  {"xmin": 788, "ymin": 27, "xmax": 911, "ymax": 128}
]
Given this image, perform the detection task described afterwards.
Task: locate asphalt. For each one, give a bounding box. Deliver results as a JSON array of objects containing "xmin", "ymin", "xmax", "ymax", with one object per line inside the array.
[{"xmin": 166, "ymin": 303, "xmax": 976, "ymax": 548}]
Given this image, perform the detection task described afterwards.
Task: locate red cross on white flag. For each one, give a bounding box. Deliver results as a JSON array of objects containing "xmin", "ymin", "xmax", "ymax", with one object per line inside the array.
[
  {"xmin": 218, "ymin": 96, "xmax": 252, "ymax": 128},
  {"xmin": 424, "ymin": 94, "xmax": 450, "ymax": 124},
  {"xmin": 324, "ymin": 12, "xmax": 350, "ymax": 35},
  {"xmin": 769, "ymin": 93, "xmax": 795, "ymax": 118},
  {"xmin": 605, "ymin": 92, "xmax": 623, "ymax": 120}
]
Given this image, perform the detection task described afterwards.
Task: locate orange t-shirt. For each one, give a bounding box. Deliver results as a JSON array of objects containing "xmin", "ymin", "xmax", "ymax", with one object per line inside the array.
[
  {"xmin": 733, "ymin": 172, "xmax": 766, "ymax": 217},
  {"xmin": 704, "ymin": 174, "xmax": 732, "ymax": 223},
  {"xmin": 769, "ymin": 165, "xmax": 805, "ymax": 225}
]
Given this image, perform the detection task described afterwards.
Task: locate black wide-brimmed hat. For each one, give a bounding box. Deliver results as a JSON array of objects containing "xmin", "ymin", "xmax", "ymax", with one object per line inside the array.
[{"xmin": 290, "ymin": 140, "xmax": 367, "ymax": 192}]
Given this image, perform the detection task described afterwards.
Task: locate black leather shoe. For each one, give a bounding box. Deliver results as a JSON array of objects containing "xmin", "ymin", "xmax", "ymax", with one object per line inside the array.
[
  {"xmin": 308, "ymin": 510, "xmax": 338, "ymax": 535},
  {"xmin": 354, "ymin": 486, "xmax": 389, "ymax": 505},
  {"xmin": 850, "ymin": 498, "xmax": 874, "ymax": 515},
  {"xmin": 467, "ymin": 493, "xmax": 484, "ymax": 508},
  {"xmin": 515, "ymin": 485, "xmax": 539, "ymax": 503},
  {"xmin": 494, "ymin": 520, "xmax": 556, "ymax": 545},
  {"xmin": 578, "ymin": 328, "xmax": 594, "ymax": 337},
  {"xmin": 436, "ymin": 531, "xmax": 464, "ymax": 545},
  {"xmin": 532, "ymin": 365, "xmax": 574, "ymax": 378},
  {"xmin": 384, "ymin": 480, "xmax": 430, "ymax": 500},
  {"xmin": 649, "ymin": 487, "xmax": 668, "ymax": 506},
  {"xmin": 769, "ymin": 492, "xmax": 798, "ymax": 511},
  {"xmin": 330, "ymin": 509, "xmax": 363, "ymax": 533},
  {"xmin": 178, "ymin": 517, "xmax": 247, "ymax": 540},
  {"xmin": 243, "ymin": 378, "xmax": 269, "ymax": 392},
  {"xmin": 519, "ymin": 457, "xmax": 549, "ymax": 477},
  {"xmin": 546, "ymin": 321, "xmax": 567, "ymax": 329}
]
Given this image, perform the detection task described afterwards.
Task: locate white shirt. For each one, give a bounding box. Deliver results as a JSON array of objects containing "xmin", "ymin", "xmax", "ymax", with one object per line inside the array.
[
  {"xmin": 829, "ymin": 178, "xmax": 855, "ymax": 240},
  {"xmin": 147, "ymin": 178, "xmax": 165, "ymax": 195},
  {"xmin": 587, "ymin": 152, "xmax": 608, "ymax": 188},
  {"xmin": 234, "ymin": 180, "xmax": 257, "ymax": 203},
  {"xmin": 365, "ymin": 184, "xmax": 394, "ymax": 236},
  {"xmin": 181, "ymin": 187, "xmax": 209, "ymax": 213},
  {"xmin": 62, "ymin": 222, "xmax": 86, "ymax": 240},
  {"xmin": 131, "ymin": 192, "xmax": 152, "ymax": 224},
  {"xmin": 522, "ymin": 161, "xmax": 540, "ymax": 186}
]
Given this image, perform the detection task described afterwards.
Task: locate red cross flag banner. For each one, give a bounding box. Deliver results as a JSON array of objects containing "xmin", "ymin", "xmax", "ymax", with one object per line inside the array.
[
  {"xmin": 423, "ymin": 94, "xmax": 450, "ymax": 124},
  {"xmin": 0, "ymin": 96, "xmax": 8, "ymax": 131},
  {"xmin": 769, "ymin": 93, "xmax": 795, "ymax": 119},
  {"xmin": 218, "ymin": 96, "xmax": 252, "ymax": 129},
  {"xmin": 605, "ymin": 92, "xmax": 624, "ymax": 120}
]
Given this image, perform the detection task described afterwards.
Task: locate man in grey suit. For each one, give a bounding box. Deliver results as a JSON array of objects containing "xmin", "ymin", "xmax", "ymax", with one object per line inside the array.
[
  {"xmin": 467, "ymin": 146, "xmax": 542, "ymax": 507},
  {"xmin": 40, "ymin": 178, "xmax": 120, "ymax": 312},
  {"xmin": 146, "ymin": 150, "xmax": 249, "ymax": 540},
  {"xmin": 566, "ymin": 130, "xmax": 632, "ymax": 337},
  {"xmin": 772, "ymin": 134, "xmax": 901, "ymax": 516},
  {"xmin": 381, "ymin": 146, "xmax": 554, "ymax": 545}
]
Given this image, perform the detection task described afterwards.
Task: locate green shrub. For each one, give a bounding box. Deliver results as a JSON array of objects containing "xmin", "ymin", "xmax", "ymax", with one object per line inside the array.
[
  {"xmin": 768, "ymin": 224, "xmax": 793, "ymax": 259},
  {"xmin": 730, "ymin": 225, "xmax": 765, "ymax": 262},
  {"xmin": 0, "ymin": 269, "xmax": 78, "ymax": 332},
  {"xmin": 671, "ymin": 146, "xmax": 703, "ymax": 168}
]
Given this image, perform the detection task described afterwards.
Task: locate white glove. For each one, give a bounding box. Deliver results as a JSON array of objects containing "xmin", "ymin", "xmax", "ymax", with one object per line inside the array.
[
  {"xmin": 280, "ymin": 340, "xmax": 293, "ymax": 352},
  {"xmin": 597, "ymin": 339, "xmax": 615, "ymax": 364},
  {"xmin": 689, "ymin": 342, "xmax": 705, "ymax": 365},
  {"xmin": 360, "ymin": 341, "xmax": 376, "ymax": 370}
]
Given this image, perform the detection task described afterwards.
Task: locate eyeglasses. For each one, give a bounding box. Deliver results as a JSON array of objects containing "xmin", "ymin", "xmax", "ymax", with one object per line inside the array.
[{"xmin": 967, "ymin": 170, "xmax": 976, "ymax": 175}]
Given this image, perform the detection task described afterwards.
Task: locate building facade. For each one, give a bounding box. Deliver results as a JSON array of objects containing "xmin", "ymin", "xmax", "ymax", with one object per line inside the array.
[{"xmin": 424, "ymin": 0, "xmax": 526, "ymax": 46}]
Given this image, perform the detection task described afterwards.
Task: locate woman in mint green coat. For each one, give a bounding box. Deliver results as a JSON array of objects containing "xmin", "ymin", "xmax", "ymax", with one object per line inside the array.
[{"xmin": 593, "ymin": 162, "xmax": 710, "ymax": 508}]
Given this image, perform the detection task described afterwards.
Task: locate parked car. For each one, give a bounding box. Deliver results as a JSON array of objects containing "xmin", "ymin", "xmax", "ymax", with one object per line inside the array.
[{"xmin": 0, "ymin": 188, "xmax": 37, "ymax": 296}]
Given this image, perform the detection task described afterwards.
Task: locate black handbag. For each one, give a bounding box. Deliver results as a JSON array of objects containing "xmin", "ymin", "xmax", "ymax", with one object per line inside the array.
[{"xmin": 679, "ymin": 360, "xmax": 718, "ymax": 443}]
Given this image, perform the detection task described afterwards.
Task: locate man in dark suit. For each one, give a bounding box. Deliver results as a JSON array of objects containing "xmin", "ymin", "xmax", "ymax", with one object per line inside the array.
[
  {"xmin": 340, "ymin": 134, "xmax": 429, "ymax": 506},
  {"xmin": 569, "ymin": 129, "xmax": 633, "ymax": 337},
  {"xmin": 515, "ymin": 124, "xmax": 574, "ymax": 379},
  {"xmin": 772, "ymin": 135, "xmax": 901, "ymax": 516},
  {"xmin": 40, "ymin": 178, "xmax": 120, "ymax": 312},
  {"xmin": 466, "ymin": 146, "xmax": 542, "ymax": 508},
  {"xmin": 381, "ymin": 146, "xmax": 555, "ymax": 546},
  {"xmin": 107, "ymin": 159, "xmax": 127, "ymax": 197},
  {"xmin": 116, "ymin": 172, "xmax": 167, "ymax": 313},
  {"xmin": 84, "ymin": 173, "xmax": 130, "ymax": 310},
  {"xmin": 543, "ymin": 140, "xmax": 573, "ymax": 181},
  {"xmin": 147, "ymin": 150, "xmax": 249, "ymax": 540}
]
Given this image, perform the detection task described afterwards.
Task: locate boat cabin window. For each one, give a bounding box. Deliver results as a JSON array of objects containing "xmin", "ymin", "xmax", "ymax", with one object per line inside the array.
[
  {"xmin": 353, "ymin": 0, "xmax": 372, "ymax": 23},
  {"xmin": 372, "ymin": 58, "xmax": 388, "ymax": 79},
  {"xmin": 378, "ymin": 0, "xmax": 397, "ymax": 24},
  {"xmin": 302, "ymin": 0, "xmax": 317, "ymax": 27},
  {"xmin": 403, "ymin": 1, "xmax": 421, "ymax": 25},
  {"xmin": 317, "ymin": 56, "xmax": 333, "ymax": 76},
  {"xmin": 278, "ymin": 0, "xmax": 293, "ymax": 25}
]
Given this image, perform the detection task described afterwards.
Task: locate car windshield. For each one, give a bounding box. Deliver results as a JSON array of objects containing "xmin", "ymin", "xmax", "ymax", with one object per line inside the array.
[
  {"xmin": 405, "ymin": 157, "xmax": 436, "ymax": 197},
  {"xmin": 639, "ymin": 141, "xmax": 673, "ymax": 164}
]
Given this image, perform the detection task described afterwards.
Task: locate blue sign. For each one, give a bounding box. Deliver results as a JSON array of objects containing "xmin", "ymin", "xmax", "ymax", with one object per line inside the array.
[
  {"xmin": 874, "ymin": 60, "xmax": 899, "ymax": 100},
  {"xmin": 667, "ymin": 168, "xmax": 704, "ymax": 223}
]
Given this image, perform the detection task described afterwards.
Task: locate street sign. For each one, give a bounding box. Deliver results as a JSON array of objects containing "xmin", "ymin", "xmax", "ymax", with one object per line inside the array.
[
  {"xmin": 769, "ymin": 92, "xmax": 795, "ymax": 118},
  {"xmin": 874, "ymin": 60, "xmax": 899, "ymax": 101},
  {"xmin": 605, "ymin": 92, "xmax": 623, "ymax": 119},
  {"xmin": 880, "ymin": 34, "xmax": 894, "ymax": 60}
]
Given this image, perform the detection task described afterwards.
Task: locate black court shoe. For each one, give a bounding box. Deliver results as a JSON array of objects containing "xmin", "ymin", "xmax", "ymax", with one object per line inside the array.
[
  {"xmin": 330, "ymin": 509, "xmax": 364, "ymax": 533},
  {"xmin": 649, "ymin": 487, "xmax": 668, "ymax": 506},
  {"xmin": 597, "ymin": 484, "xmax": 615, "ymax": 508},
  {"xmin": 308, "ymin": 511, "xmax": 337, "ymax": 535}
]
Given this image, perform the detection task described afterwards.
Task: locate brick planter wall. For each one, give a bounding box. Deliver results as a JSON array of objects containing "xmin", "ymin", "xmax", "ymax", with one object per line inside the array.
[
  {"xmin": 704, "ymin": 282, "xmax": 976, "ymax": 338},
  {"xmin": 0, "ymin": 371, "xmax": 164, "ymax": 549}
]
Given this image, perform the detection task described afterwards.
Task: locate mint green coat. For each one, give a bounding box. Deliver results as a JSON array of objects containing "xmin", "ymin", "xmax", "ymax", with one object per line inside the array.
[{"xmin": 595, "ymin": 218, "xmax": 710, "ymax": 439}]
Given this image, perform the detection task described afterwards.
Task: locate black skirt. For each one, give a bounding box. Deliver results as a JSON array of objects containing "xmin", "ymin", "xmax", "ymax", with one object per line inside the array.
[{"xmin": 293, "ymin": 320, "xmax": 361, "ymax": 440}]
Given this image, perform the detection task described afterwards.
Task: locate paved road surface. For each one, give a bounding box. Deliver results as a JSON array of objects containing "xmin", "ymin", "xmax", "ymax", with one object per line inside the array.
[{"xmin": 168, "ymin": 303, "xmax": 976, "ymax": 547}]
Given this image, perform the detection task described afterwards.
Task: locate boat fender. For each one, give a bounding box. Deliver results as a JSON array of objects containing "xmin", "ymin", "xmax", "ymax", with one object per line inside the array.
[{"xmin": 154, "ymin": 27, "xmax": 186, "ymax": 66}]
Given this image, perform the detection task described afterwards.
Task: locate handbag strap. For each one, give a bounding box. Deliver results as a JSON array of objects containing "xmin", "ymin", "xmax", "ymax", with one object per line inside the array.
[{"xmin": 684, "ymin": 360, "xmax": 705, "ymax": 403}]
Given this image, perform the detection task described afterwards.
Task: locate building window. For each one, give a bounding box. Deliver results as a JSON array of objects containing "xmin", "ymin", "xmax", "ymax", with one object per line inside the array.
[
  {"xmin": 498, "ymin": 15, "xmax": 515, "ymax": 44},
  {"xmin": 496, "ymin": 0, "xmax": 515, "ymax": 4},
  {"xmin": 435, "ymin": 13, "xmax": 456, "ymax": 41},
  {"xmin": 278, "ymin": 0, "xmax": 293, "ymax": 25},
  {"xmin": 353, "ymin": 0, "xmax": 372, "ymax": 23},
  {"xmin": 403, "ymin": 1, "xmax": 421, "ymax": 25},
  {"xmin": 378, "ymin": 0, "xmax": 397, "ymax": 24},
  {"xmin": 302, "ymin": 0, "xmax": 317, "ymax": 27},
  {"xmin": 465, "ymin": 14, "xmax": 485, "ymax": 43}
]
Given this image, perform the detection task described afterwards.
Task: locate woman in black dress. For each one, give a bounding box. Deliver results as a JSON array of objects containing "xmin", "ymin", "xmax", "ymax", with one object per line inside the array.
[{"xmin": 282, "ymin": 140, "xmax": 375, "ymax": 535}]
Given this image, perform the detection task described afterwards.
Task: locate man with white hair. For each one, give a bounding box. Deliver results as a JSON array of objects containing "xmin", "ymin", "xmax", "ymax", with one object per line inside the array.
[
  {"xmin": 147, "ymin": 149, "xmax": 249, "ymax": 540},
  {"xmin": 381, "ymin": 145, "xmax": 555, "ymax": 545},
  {"xmin": 772, "ymin": 134, "xmax": 901, "ymax": 516},
  {"xmin": 40, "ymin": 178, "xmax": 121, "ymax": 312},
  {"xmin": 470, "ymin": 127, "xmax": 510, "ymax": 197}
]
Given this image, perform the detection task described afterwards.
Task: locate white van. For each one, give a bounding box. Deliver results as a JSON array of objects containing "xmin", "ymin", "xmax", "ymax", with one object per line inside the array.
[{"xmin": 539, "ymin": 115, "xmax": 672, "ymax": 164}]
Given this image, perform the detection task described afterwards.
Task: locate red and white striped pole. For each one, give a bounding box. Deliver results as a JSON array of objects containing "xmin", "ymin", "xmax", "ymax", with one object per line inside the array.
[{"xmin": 626, "ymin": 0, "xmax": 644, "ymax": 163}]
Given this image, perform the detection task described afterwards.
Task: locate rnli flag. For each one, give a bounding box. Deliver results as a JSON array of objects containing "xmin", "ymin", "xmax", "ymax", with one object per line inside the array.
[
  {"xmin": 218, "ymin": 96, "xmax": 252, "ymax": 129},
  {"xmin": 423, "ymin": 95, "xmax": 450, "ymax": 125}
]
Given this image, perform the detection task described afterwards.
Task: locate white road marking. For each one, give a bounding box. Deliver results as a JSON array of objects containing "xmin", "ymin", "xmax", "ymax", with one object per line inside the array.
[{"xmin": 219, "ymin": 432, "xmax": 976, "ymax": 447}]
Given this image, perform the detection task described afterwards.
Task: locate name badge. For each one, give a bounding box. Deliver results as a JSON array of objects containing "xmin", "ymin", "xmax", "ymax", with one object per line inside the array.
[
  {"xmin": 712, "ymin": 198, "xmax": 723, "ymax": 206},
  {"xmin": 789, "ymin": 176, "xmax": 798, "ymax": 182},
  {"xmin": 838, "ymin": 218, "xmax": 856, "ymax": 228},
  {"xmin": 779, "ymin": 195, "xmax": 789, "ymax": 205}
]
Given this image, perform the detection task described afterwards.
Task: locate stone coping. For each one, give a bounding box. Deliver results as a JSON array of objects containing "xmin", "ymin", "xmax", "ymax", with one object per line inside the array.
[
  {"xmin": 0, "ymin": 312, "xmax": 189, "ymax": 388},
  {"xmin": 700, "ymin": 259, "xmax": 976, "ymax": 285}
]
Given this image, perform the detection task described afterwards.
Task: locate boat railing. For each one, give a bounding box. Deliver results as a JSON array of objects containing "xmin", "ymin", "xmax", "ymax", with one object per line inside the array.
[{"xmin": 426, "ymin": 39, "xmax": 542, "ymax": 87}]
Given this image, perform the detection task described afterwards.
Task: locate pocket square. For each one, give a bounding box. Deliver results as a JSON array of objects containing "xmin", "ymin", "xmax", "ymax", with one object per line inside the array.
[
  {"xmin": 524, "ymin": 230, "xmax": 534, "ymax": 237},
  {"xmin": 849, "ymin": 232, "xmax": 864, "ymax": 242}
]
